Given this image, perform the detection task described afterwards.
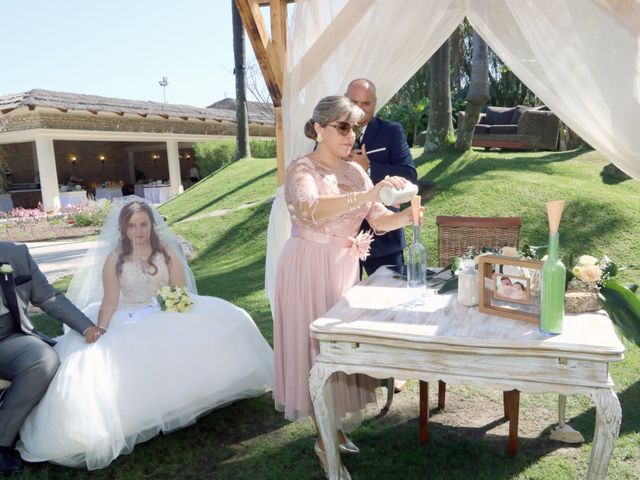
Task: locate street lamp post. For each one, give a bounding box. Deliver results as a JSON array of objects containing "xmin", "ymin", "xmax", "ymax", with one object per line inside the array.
[{"xmin": 158, "ymin": 76, "xmax": 169, "ymax": 103}]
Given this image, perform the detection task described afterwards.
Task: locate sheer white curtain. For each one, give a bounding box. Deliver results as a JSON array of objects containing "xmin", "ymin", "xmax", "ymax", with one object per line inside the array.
[
  {"xmin": 467, "ymin": 0, "xmax": 640, "ymax": 179},
  {"xmin": 265, "ymin": 0, "xmax": 640, "ymax": 311}
]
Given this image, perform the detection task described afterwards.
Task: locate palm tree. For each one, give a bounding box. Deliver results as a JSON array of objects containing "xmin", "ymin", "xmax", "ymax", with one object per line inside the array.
[
  {"xmin": 232, "ymin": 0, "xmax": 250, "ymax": 160},
  {"xmin": 455, "ymin": 30, "xmax": 490, "ymax": 151},
  {"xmin": 424, "ymin": 38, "xmax": 453, "ymax": 152}
]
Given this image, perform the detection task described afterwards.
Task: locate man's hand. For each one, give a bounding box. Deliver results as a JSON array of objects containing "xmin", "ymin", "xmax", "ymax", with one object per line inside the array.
[
  {"xmin": 83, "ymin": 325, "xmax": 106, "ymax": 344},
  {"xmin": 349, "ymin": 143, "xmax": 370, "ymax": 172}
]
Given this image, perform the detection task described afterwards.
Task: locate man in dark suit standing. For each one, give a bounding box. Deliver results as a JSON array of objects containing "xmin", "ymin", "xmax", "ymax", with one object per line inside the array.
[
  {"xmin": 346, "ymin": 78, "xmax": 418, "ymax": 276},
  {"xmin": 0, "ymin": 241, "xmax": 103, "ymax": 474}
]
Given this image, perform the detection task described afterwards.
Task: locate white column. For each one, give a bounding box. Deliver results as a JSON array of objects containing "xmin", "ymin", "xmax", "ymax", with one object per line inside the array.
[
  {"xmin": 166, "ymin": 140, "xmax": 182, "ymax": 197},
  {"xmin": 31, "ymin": 142, "xmax": 39, "ymax": 177},
  {"xmin": 35, "ymin": 137, "xmax": 60, "ymax": 213},
  {"xmin": 127, "ymin": 150, "xmax": 136, "ymax": 184}
]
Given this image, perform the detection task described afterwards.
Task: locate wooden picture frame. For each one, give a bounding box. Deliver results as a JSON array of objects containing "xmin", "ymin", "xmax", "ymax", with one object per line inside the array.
[{"xmin": 478, "ymin": 255, "xmax": 543, "ymax": 324}]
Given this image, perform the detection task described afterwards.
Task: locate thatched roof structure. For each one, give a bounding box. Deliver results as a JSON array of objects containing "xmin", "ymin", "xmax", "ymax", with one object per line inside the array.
[
  {"xmin": 207, "ymin": 98, "xmax": 275, "ymax": 124},
  {"xmin": 0, "ymin": 89, "xmax": 271, "ymax": 125}
]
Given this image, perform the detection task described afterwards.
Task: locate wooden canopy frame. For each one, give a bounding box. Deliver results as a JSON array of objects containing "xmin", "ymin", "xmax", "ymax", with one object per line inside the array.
[{"xmin": 235, "ymin": 0, "xmax": 294, "ymax": 185}]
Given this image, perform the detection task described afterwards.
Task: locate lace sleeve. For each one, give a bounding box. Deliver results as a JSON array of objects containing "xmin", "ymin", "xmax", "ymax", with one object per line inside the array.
[{"xmin": 284, "ymin": 158, "xmax": 320, "ymax": 224}]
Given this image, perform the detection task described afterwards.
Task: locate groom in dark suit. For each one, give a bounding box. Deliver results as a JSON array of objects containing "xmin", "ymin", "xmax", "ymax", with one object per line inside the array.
[
  {"xmin": 346, "ymin": 78, "xmax": 418, "ymax": 276},
  {"xmin": 0, "ymin": 241, "xmax": 103, "ymax": 474}
]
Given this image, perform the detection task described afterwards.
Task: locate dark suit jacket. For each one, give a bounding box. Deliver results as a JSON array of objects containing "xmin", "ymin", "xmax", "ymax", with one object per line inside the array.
[
  {"xmin": 360, "ymin": 117, "xmax": 417, "ymax": 261},
  {"xmin": 0, "ymin": 241, "xmax": 93, "ymax": 340}
]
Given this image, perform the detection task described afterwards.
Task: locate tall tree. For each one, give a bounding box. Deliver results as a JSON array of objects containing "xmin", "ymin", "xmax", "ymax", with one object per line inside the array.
[
  {"xmin": 232, "ymin": 0, "xmax": 250, "ymax": 160},
  {"xmin": 456, "ymin": 30, "xmax": 490, "ymax": 151},
  {"xmin": 424, "ymin": 38, "xmax": 453, "ymax": 152}
]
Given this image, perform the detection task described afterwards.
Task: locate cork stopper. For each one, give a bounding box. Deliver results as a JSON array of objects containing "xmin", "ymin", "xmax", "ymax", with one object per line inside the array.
[
  {"xmin": 411, "ymin": 195, "xmax": 421, "ymax": 225},
  {"xmin": 546, "ymin": 200, "xmax": 565, "ymax": 234}
]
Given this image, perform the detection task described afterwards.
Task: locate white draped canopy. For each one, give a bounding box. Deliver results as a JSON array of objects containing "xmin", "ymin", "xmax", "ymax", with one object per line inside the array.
[{"xmin": 265, "ymin": 0, "xmax": 640, "ymax": 309}]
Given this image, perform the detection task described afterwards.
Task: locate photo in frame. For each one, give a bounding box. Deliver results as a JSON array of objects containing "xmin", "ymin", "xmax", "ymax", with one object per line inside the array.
[
  {"xmin": 494, "ymin": 273, "xmax": 531, "ymax": 304},
  {"xmin": 478, "ymin": 255, "xmax": 543, "ymax": 324}
]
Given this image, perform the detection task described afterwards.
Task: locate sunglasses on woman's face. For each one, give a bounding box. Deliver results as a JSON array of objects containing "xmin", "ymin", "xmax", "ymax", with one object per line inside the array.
[{"xmin": 328, "ymin": 121, "xmax": 362, "ymax": 137}]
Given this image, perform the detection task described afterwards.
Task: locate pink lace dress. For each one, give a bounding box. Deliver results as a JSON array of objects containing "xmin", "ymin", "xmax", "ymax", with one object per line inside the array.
[{"xmin": 273, "ymin": 156, "xmax": 389, "ymax": 425}]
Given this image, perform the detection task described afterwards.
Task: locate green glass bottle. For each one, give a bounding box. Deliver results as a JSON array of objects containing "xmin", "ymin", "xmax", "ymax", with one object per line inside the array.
[{"xmin": 540, "ymin": 232, "xmax": 565, "ymax": 335}]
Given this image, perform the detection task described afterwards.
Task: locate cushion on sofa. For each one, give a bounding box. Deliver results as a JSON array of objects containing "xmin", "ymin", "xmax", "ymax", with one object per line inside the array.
[
  {"xmin": 485, "ymin": 106, "xmax": 516, "ymax": 125},
  {"xmin": 489, "ymin": 124, "xmax": 519, "ymax": 135},
  {"xmin": 511, "ymin": 105, "xmax": 534, "ymax": 125},
  {"xmin": 474, "ymin": 124, "xmax": 491, "ymax": 134}
]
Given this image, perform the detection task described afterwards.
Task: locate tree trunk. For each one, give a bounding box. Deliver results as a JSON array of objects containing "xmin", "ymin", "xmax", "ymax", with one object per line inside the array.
[
  {"xmin": 424, "ymin": 39, "xmax": 453, "ymax": 152},
  {"xmin": 455, "ymin": 30, "xmax": 490, "ymax": 151},
  {"xmin": 232, "ymin": 0, "xmax": 250, "ymax": 160},
  {"xmin": 450, "ymin": 24, "xmax": 463, "ymax": 93}
]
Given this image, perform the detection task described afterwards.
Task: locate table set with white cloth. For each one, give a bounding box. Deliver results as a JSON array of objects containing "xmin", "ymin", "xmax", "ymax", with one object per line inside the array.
[
  {"xmin": 310, "ymin": 267, "xmax": 624, "ymax": 480},
  {"xmin": 59, "ymin": 190, "xmax": 88, "ymax": 207},
  {"xmin": 94, "ymin": 187, "xmax": 123, "ymax": 202},
  {"xmin": 134, "ymin": 184, "xmax": 171, "ymax": 204}
]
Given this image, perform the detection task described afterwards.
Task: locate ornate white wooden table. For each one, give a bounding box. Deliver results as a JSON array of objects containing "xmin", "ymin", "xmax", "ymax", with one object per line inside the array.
[{"xmin": 309, "ymin": 268, "xmax": 624, "ymax": 479}]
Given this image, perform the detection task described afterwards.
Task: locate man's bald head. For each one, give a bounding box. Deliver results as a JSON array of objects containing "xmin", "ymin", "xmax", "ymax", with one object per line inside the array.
[{"xmin": 346, "ymin": 78, "xmax": 377, "ymax": 126}]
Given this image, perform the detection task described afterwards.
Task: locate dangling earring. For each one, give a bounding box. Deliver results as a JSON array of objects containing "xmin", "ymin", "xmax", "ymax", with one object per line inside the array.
[{"xmin": 316, "ymin": 133, "xmax": 324, "ymax": 143}]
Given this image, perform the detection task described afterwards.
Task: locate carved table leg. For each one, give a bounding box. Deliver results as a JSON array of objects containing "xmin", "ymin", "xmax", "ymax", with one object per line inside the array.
[
  {"xmin": 550, "ymin": 394, "xmax": 585, "ymax": 443},
  {"xmin": 310, "ymin": 363, "xmax": 349, "ymax": 480},
  {"xmin": 587, "ymin": 389, "xmax": 621, "ymax": 480}
]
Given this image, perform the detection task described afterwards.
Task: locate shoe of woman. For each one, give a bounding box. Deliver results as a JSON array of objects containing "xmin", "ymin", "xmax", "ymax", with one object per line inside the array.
[
  {"xmin": 314, "ymin": 440, "xmax": 352, "ymax": 480},
  {"xmin": 338, "ymin": 437, "xmax": 360, "ymax": 455}
]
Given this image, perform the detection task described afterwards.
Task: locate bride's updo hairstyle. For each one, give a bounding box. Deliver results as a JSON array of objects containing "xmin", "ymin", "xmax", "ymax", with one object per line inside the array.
[
  {"xmin": 116, "ymin": 201, "xmax": 170, "ymax": 276},
  {"xmin": 303, "ymin": 95, "xmax": 364, "ymax": 141}
]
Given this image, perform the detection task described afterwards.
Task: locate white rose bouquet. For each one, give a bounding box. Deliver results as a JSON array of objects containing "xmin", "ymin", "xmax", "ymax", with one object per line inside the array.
[
  {"xmin": 156, "ymin": 286, "xmax": 193, "ymax": 313},
  {"xmin": 567, "ymin": 255, "xmax": 615, "ymax": 292}
]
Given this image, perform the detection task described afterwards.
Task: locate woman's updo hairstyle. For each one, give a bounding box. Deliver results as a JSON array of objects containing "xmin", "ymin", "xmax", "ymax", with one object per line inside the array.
[{"xmin": 303, "ymin": 95, "xmax": 364, "ymax": 141}]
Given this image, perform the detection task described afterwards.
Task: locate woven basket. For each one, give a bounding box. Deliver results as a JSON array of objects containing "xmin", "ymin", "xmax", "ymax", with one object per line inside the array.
[{"xmin": 436, "ymin": 216, "xmax": 522, "ymax": 267}]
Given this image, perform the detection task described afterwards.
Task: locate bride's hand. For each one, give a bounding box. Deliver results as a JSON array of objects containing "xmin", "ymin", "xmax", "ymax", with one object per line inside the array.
[
  {"xmin": 84, "ymin": 325, "xmax": 106, "ymax": 343},
  {"xmin": 367, "ymin": 175, "xmax": 406, "ymax": 203}
]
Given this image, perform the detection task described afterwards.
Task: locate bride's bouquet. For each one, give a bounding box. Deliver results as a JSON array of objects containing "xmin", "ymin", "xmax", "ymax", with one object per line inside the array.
[{"xmin": 157, "ymin": 286, "xmax": 193, "ymax": 313}]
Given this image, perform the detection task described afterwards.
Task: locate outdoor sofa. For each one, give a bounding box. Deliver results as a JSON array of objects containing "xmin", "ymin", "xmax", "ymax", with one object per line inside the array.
[{"xmin": 458, "ymin": 105, "xmax": 560, "ymax": 151}]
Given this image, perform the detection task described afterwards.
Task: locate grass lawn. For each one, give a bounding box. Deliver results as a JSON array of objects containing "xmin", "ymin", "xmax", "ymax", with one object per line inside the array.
[{"xmin": 24, "ymin": 148, "xmax": 639, "ymax": 479}]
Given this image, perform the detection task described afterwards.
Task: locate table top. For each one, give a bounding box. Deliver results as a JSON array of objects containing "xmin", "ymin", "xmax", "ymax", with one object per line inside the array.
[
  {"xmin": 59, "ymin": 190, "xmax": 87, "ymax": 195},
  {"xmin": 311, "ymin": 268, "xmax": 625, "ymax": 362}
]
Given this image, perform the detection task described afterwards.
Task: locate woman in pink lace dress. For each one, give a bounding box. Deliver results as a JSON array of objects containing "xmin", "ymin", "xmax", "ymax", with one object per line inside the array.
[{"xmin": 273, "ymin": 96, "xmax": 422, "ymax": 476}]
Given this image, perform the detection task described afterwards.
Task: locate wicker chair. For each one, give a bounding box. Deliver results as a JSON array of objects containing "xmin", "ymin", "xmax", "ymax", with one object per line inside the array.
[
  {"xmin": 436, "ymin": 215, "xmax": 522, "ymax": 267},
  {"xmin": 419, "ymin": 215, "xmax": 523, "ymax": 454}
]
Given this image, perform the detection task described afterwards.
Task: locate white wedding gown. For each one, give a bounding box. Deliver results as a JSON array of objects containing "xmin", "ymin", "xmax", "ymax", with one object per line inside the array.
[{"xmin": 17, "ymin": 254, "xmax": 273, "ymax": 470}]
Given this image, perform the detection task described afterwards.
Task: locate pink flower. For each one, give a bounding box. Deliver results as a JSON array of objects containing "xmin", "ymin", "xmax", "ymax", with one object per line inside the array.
[{"xmin": 348, "ymin": 230, "xmax": 374, "ymax": 261}]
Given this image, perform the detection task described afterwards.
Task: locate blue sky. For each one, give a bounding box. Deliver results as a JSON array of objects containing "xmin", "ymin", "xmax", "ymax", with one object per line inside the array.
[{"xmin": 0, "ymin": 0, "xmax": 264, "ymax": 107}]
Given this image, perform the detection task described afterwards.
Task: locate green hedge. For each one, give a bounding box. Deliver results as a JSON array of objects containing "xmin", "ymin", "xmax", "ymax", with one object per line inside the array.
[
  {"xmin": 194, "ymin": 139, "xmax": 276, "ymax": 176},
  {"xmin": 194, "ymin": 140, "xmax": 236, "ymax": 176},
  {"xmin": 249, "ymin": 138, "xmax": 277, "ymax": 158}
]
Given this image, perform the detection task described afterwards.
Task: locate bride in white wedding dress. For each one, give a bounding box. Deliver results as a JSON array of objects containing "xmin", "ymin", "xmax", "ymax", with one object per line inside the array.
[{"xmin": 16, "ymin": 197, "xmax": 273, "ymax": 470}]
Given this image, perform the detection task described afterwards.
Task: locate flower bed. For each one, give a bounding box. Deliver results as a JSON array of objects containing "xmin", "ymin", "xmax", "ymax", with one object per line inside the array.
[{"xmin": 0, "ymin": 200, "xmax": 111, "ymax": 242}]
